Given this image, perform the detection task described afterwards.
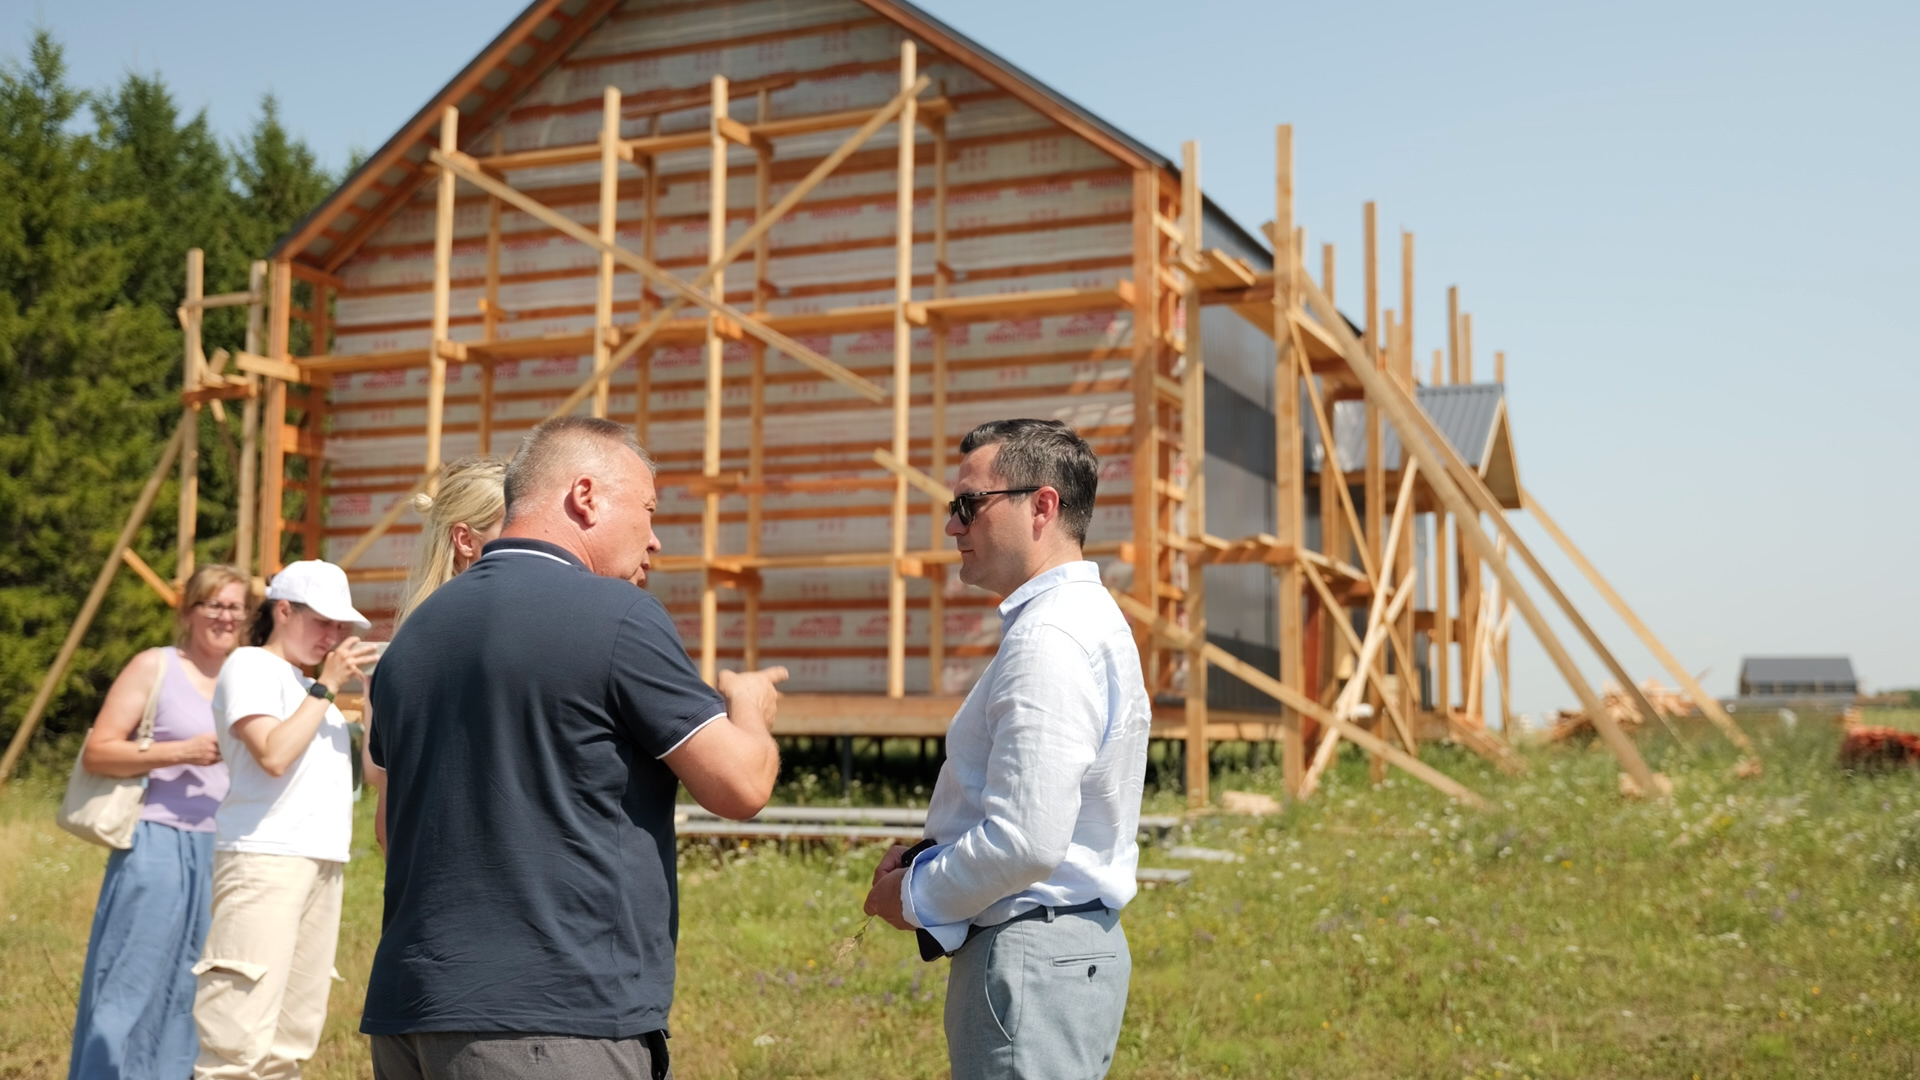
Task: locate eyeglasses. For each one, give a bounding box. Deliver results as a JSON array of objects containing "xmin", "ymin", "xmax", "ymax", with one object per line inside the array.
[
  {"xmin": 946, "ymin": 488, "xmax": 1039, "ymax": 527},
  {"xmin": 194, "ymin": 603, "xmax": 246, "ymax": 619}
]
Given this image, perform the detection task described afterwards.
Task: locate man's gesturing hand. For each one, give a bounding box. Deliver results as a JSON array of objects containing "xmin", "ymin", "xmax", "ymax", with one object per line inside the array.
[
  {"xmin": 864, "ymin": 866, "xmax": 912, "ymax": 931},
  {"xmin": 665, "ymin": 666, "xmax": 788, "ymax": 822},
  {"xmin": 715, "ymin": 666, "xmax": 789, "ymax": 734}
]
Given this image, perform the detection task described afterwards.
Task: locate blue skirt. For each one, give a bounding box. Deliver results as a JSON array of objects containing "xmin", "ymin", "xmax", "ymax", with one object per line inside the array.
[{"xmin": 69, "ymin": 820, "xmax": 214, "ymax": 1080}]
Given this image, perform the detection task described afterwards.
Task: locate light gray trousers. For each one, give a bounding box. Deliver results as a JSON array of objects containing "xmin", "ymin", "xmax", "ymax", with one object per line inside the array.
[{"xmin": 944, "ymin": 906, "xmax": 1131, "ymax": 1080}]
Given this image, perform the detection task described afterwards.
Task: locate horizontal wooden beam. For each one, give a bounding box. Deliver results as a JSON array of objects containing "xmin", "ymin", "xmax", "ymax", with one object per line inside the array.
[
  {"xmin": 917, "ymin": 281, "xmax": 1134, "ymax": 324},
  {"xmin": 650, "ymin": 548, "xmax": 961, "ymax": 574},
  {"xmin": 184, "ymin": 290, "xmax": 261, "ymax": 310},
  {"xmin": 233, "ymin": 350, "xmax": 306, "ymax": 383},
  {"xmin": 471, "ymin": 97, "xmax": 955, "ymax": 173},
  {"xmin": 182, "ymin": 379, "xmax": 257, "ymax": 406},
  {"xmin": 303, "ymin": 281, "xmax": 1139, "ymax": 376},
  {"xmin": 1194, "ymin": 533, "xmax": 1295, "ymax": 566}
]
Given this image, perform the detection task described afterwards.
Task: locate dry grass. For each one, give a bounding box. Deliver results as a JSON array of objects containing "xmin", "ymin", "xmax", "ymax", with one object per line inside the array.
[{"xmin": 5, "ymin": 716, "xmax": 1920, "ymax": 1078}]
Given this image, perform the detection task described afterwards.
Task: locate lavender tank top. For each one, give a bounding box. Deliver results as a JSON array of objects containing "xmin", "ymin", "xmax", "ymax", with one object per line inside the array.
[{"xmin": 140, "ymin": 647, "xmax": 231, "ymax": 832}]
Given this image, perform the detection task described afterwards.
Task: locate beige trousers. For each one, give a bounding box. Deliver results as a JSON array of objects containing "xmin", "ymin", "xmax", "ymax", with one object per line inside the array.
[{"xmin": 192, "ymin": 851, "xmax": 344, "ymax": 1080}]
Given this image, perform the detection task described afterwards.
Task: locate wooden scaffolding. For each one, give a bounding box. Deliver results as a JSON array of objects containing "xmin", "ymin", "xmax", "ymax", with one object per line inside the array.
[{"xmin": 1, "ymin": 4, "xmax": 1755, "ymax": 801}]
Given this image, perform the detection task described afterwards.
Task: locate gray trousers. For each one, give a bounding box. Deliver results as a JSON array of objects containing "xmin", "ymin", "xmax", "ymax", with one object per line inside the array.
[
  {"xmin": 370, "ymin": 1031, "xmax": 668, "ymax": 1080},
  {"xmin": 944, "ymin": 906, "xmax": 1131, "ymax": 1080}
]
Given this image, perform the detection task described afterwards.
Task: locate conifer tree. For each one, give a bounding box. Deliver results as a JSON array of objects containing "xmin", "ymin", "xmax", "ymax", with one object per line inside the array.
[
  {"xmin": 0, "ymin": 31, "xmax": 335, "ymax": 759},
  {"xmin": 0, "ymin": 32, "xmax": 178, "ymax": 753}
]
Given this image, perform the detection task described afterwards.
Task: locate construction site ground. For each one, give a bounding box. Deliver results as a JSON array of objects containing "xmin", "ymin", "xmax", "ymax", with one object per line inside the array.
[{"xmin": 3, "ymin": 713, "xmax": 1917, "ymax": 1078}]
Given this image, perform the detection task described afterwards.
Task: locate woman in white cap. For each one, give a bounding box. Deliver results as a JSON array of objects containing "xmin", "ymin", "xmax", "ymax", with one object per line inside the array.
[{"xmin": 191, "ymin": 560, "xmax": 379, "ymax": 1080}]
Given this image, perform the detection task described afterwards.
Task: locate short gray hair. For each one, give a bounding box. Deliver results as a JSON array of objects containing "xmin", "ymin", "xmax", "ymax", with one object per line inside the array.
[{"xmin": 503, "ymin": 416, "xmax": 652, "ymax": 522}]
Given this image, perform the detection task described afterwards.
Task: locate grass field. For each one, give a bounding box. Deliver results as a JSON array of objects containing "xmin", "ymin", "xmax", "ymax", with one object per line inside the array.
[{"xmin": 4, "ymin": 712, "xmax": 1919, "ymax": 1078}]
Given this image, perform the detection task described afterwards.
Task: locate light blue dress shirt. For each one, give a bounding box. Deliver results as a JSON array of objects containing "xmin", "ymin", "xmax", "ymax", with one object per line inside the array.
[{"xmin": 901, "ymin": 560, "xmax": 1152, "ymax": 951}]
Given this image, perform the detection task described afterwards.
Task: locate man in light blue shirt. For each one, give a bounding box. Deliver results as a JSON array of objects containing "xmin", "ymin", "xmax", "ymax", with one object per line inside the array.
[{"xmin": 864, "ymin": 418, "xmax": 1151, "ymax": 1079}]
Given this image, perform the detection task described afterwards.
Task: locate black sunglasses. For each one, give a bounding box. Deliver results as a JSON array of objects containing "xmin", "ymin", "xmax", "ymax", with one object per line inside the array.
[{"xmin": 947, "ymin": 487, "xmax": 1040, "ymax": 527}]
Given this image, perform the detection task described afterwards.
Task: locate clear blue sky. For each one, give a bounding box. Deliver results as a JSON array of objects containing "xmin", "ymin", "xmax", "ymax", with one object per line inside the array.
[{"xmin": 12, "ymin": 0, "xmax": 1917, "ymax": 717}]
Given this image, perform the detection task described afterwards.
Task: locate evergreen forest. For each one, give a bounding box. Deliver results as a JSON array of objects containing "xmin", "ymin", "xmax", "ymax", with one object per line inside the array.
[{"xmin": 1, "ymin": 30, "xmax": 338, "ymax": 758}]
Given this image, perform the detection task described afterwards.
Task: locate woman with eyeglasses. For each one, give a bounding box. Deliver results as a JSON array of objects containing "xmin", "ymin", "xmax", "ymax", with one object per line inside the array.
[{"xmin": 69, "ymin": 564, "xmax": 248, "ymax": 1080}]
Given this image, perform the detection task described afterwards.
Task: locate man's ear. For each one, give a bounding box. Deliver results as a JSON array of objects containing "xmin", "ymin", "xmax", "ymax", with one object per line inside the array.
[
  {"xmin": 566, "ymin": 475, "xmax": 600, "ymax": 526},
  {"xmin": 1031, "ymin": 486, "xmax": 1061, "ymax": 536}
]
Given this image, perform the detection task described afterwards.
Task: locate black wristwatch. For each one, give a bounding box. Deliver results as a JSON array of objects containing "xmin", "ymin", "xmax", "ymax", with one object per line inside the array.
[{"xmin": 307, "ymin": 681, "xmax": 336, "ymax": 704}]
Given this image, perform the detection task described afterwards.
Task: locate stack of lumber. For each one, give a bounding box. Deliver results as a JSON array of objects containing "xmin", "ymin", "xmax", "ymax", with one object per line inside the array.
[
  {"xmin": 1838, "ymin": 710, "xmax": 1920, "ymax": 770},
  {"xmin": 1545, "ymin": 679, "xmax": 1697, "ymax": 742}
]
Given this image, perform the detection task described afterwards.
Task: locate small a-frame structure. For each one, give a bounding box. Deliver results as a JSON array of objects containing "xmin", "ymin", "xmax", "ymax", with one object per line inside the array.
[{"xmin": 1, "ymin": 0, "xmax": 1754, "ymax": 802}]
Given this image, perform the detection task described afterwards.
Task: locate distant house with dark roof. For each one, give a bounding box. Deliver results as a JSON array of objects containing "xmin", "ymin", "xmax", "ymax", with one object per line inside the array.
[{"xmin": 1737, "ymin": 657, "xmax": 1858, "ymax": 706}]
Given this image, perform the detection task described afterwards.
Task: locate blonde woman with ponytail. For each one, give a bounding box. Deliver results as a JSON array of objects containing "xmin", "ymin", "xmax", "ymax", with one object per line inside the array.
[
  {"xmin": 366, "ymin": 458, "xmax": 506, "ymax": 852},
  {"xmin": 395, "ymin": 457, "xmax": 509, "ymax": 627}
]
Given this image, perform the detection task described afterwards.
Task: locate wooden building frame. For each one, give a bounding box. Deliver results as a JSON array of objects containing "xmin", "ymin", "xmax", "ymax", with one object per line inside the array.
[{"xmin": 1, "ymin": 0, "xmax": 1757, "ymax": 799}]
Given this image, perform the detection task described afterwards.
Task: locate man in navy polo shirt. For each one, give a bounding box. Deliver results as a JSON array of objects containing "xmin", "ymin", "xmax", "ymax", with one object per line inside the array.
[{"xmin": 365, "ymin": 416, "xmax": 787, "ymax": 1079}]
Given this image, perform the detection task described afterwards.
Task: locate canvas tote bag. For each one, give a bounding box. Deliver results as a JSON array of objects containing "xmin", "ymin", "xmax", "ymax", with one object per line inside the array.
[{"xmin": 56, "ymin": 653, "xmax": 164, "ymax": 849}]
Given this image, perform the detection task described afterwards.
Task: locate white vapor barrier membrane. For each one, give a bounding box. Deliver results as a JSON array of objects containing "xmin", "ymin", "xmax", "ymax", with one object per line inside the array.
[
  {"xmin": 336, "ymin": 172, "xmax": 1128, "ymax": 304},
  {"xmin": 323, "ymin": 0, "xmax": 1158, "ymax": 693}
]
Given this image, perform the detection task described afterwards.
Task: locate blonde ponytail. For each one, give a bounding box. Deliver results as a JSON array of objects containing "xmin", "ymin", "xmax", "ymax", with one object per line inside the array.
[{"xmin": 396, "ymin": 457, "xmax": 507, "ymax": 628}]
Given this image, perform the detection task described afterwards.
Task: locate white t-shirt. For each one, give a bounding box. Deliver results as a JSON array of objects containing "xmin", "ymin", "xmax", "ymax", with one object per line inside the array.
[{"xmin": 209, "ymin": 646, "xmax": 353, "ymax": 863}]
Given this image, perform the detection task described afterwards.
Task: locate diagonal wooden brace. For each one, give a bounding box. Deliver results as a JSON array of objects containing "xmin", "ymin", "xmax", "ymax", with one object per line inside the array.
[
  {"xmin": 427, "ymin": 75, "xmax": 928, "ymax": 419},
  {"xmin": 1294, "ymin": 269, "xmax": 1661, "ymax": 798},
  {"xmin": 1107, "ymin": 586, "xmax": 1487, "ymax": 809},
  {"xmin": 432, "ymin": 148, "xmax": 885, "ymax": 406},
  {"xmin": 872, "ymin": 448, "xmax": 954, "ymax": 503}
]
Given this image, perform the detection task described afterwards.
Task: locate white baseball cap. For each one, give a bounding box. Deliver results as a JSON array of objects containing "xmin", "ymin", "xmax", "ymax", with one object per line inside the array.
[{"xmin": 265, "ymin": 560, "xmax": 371, "ymax": 631}]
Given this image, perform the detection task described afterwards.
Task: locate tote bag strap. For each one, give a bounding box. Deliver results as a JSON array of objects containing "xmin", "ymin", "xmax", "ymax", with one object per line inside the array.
[{"xmin": 135, "ymin": 649, "xmax": 165, "ymax": 750}]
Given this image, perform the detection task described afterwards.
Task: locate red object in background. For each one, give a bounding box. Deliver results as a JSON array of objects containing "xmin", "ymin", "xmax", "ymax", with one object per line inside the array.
[{"xmin": 1839, "ymin": 726, "xmax": 1920, "ymax": 770}]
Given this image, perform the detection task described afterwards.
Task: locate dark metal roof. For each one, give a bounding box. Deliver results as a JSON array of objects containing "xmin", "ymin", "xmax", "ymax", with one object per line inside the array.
[
  {"xmin": 1306, "ymin": 383, "xmax": 1509, "ymax": 474},
  {"xmin": 1739, "ymin": 657, "xmax": 1857, "ymax": 683}
]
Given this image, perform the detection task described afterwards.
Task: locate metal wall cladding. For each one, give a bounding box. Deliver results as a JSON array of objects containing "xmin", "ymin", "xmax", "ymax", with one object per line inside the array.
[
  {"xmin": 1203, "ymin": 373, "xmax": 1275, "ymax": 484},
  {"xmin": 1196, "ymin": 301, "xmax": 1274, "ymax": 413},
  {"xmin": 321, "ymin": 0, "xmax": 1154, "ymax": 695},
  {"xmin": 1201, "ymin": 455, "xmax": 1278, "ymax": 652}
]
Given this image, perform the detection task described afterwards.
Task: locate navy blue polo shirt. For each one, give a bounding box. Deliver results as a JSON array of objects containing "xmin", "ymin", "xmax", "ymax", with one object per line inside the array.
[{"xmin": 363, "ymin": 537, "xmax": 725, "ymax": 1038}]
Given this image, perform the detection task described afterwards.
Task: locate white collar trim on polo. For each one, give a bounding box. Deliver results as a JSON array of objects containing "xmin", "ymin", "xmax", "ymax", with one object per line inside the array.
[{"xmin": 481, "ymin": 547, "xmax": 574, "ymax": 568}]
